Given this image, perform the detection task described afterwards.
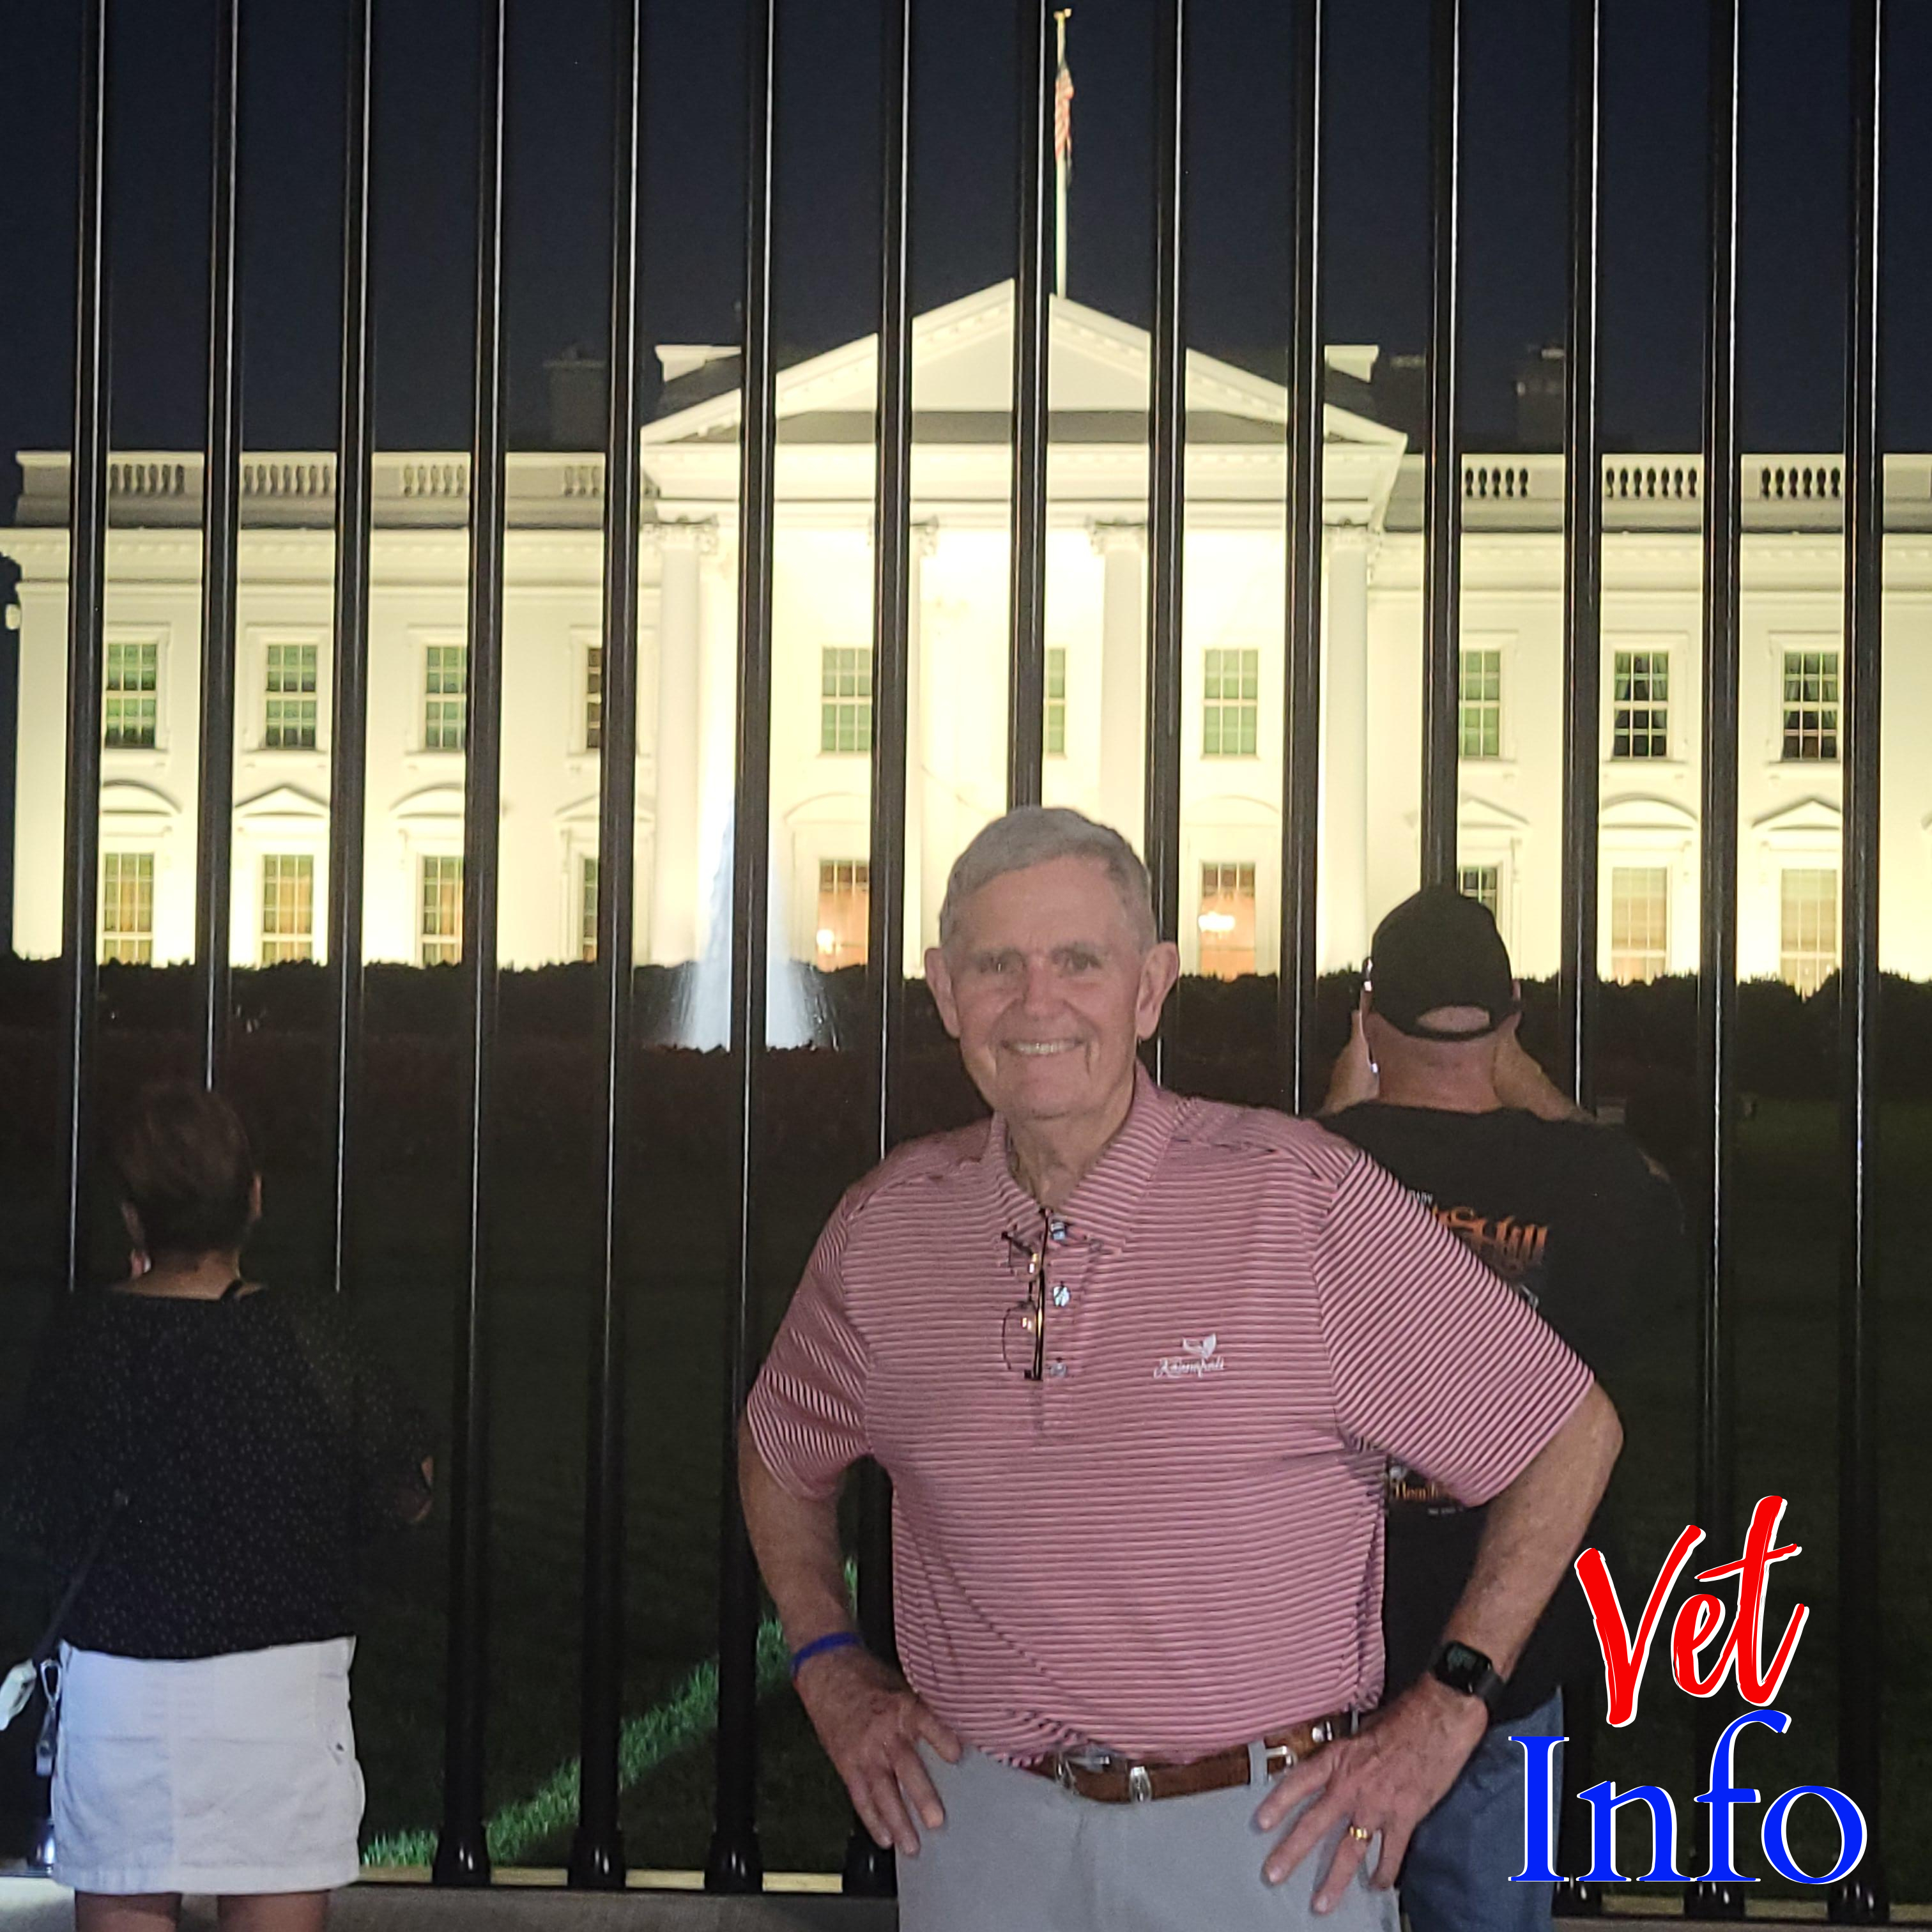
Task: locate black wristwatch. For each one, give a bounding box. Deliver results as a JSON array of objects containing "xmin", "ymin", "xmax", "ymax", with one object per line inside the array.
[{"xmin": 1430, "ymin": 1640, "xmax": 1506, "ymax": 1714}]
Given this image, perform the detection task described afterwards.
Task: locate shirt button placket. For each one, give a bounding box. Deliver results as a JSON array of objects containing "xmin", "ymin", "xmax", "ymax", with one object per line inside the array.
[{"xmin": 1039, "ymin": 1220, "xmax": 1084, "ymax": 1421}]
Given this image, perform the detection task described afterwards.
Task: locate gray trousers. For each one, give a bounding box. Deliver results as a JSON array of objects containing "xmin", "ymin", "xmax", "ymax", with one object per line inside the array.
[{"xmin": 896, "ymin": 1742, "xmax": 1402, "ymax": 1932}]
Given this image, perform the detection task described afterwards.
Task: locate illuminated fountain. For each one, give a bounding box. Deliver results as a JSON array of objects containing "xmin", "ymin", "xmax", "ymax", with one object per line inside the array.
[{"xmin": 675, "ymin": 814, "xmax": 818, "ymax": 1049}]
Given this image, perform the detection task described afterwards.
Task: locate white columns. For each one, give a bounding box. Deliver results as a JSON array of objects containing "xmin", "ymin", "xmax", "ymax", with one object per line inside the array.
[
  {"xmin": 648, "ymin": 518, "xmax": 714, "ymax": 964},
  {"xmin": 906, "ymin": 520, "xmax": 939, "ymax": 965},
  {"xmin": 1321, "ymin": 526, "xmax": 1372, "ymax": 967},
  {"xmin": 1091, "ymin": 519, "xmax": 1146, "ymax": 848}
]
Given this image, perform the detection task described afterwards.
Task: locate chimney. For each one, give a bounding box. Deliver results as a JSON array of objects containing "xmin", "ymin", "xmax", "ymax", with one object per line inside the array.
[
  {"xmin": 1368, "ymin": 352, "xmax": 1427, "ymax": 443},
  {"xmin": 1513, "ymin": 344, "xmax": 1565, "ymax": 451},
  {"xmin": 545, "ymin": 346, "xmax": 609, "ymax": 450}
]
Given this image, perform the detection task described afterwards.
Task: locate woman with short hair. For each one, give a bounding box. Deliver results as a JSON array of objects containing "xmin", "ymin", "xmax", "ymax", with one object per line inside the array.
[{"xmin": 4, "ymin": 1082, "xmax": 433, "ymax": 1932}]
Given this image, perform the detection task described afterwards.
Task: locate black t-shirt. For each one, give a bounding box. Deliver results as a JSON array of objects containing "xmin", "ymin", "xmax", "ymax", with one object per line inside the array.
[
  {"xmin": 3, "ymin": 1284, "xmax": 433, "ymax": 1660},
  {"xmin": 1322, "ymin": 1102, "xmax": 1689, "ymax": 1722}
]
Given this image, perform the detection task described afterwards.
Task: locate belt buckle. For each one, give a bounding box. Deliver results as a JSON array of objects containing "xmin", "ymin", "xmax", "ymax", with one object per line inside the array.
[
  {"xmin": 1126, "ymin": 1763, "xmax": 1154, "ymax": 1804},
  {"xmin": 1262, "ymin": 1738, "xmax": 1297, "ymax": 1776}
]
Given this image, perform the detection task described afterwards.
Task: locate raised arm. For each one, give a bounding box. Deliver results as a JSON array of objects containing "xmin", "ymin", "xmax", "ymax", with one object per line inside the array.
[
  {"xmin": 739, "ymin": 1421, "xmax": 961, "ymax": 1857},
  {"xmin": 1256, "ymin": 1383, "xmax": 1621, "ymax": 1905}
]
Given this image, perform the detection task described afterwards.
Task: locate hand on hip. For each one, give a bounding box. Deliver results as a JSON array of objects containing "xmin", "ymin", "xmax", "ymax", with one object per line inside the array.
[
  {"xmin": 1254, "ymin": 1679, "xmax": 1489, "ymax": 1910},
  {"xmin": 795, "ymin": 1645, "xmax": 963, "ymax": 1857}
]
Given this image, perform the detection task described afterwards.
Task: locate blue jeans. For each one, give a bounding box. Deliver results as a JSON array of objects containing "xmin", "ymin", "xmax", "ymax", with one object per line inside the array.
[{"xmin": 1399, "ymin": 1690, "xmax": 1562, "ymax": 1932}]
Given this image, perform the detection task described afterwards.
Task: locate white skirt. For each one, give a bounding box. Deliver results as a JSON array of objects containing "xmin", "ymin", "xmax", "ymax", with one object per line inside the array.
[{"xmin": 51, "ymin": 1637, "xmax": 364, "ymax": 1896}]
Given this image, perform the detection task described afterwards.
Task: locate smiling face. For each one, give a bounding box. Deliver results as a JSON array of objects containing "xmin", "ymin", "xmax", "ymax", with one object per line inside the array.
[{"xmin": 925, "ymin": 854, "xmax": 1179, "ymax": 1139}]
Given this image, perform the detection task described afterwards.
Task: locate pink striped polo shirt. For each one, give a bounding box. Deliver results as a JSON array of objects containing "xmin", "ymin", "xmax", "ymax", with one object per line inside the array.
[{"xmin": 746, "ymin": 1067, "xmax": 1591, "ymax": 1763}]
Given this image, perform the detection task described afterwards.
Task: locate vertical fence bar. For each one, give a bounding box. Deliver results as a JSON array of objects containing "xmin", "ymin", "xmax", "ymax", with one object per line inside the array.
[
  {"xmin": 1420, "ymin": 0, "xmax": 1462, "ymax": 888},
  {"xmin": 194, "ymin": 0, "xmax": 243, "ymax": 1089},
  {"xmin": 325, "ymin": 0, "xmax": 374, "ymax": 1298},
  {"xmin": 1280, "ymin": 0, "xmax": 1323, "ymax": 1110},
  {"xmin": 1144, "ymin": 0, "xmax": 1185, "ymax": 1011},
  {"xmin": 59, "ymin": 0, "xmax": 111, "ymax": 1298},
  {"xmin": 1557, "ymin": 0, "xmax": 1601, "ymax": 1114},
  {"xmin": 1552, "ymin": 0, "xmax": 1605, "ymax": 1905},
  {"xmin": 843, "ymin": 0, "xmax": 916, "ymax": 1894},
  {"xmin": 707, "ymin": 0, "xmax": 776, "ymax": 1891},
  {"xmin": 1687, "ymin": 0, "xmax": 1743, "ymax": 1915},
  {"xmin": 1008, "ymin": 0, "xmax": 1052, "ymax": 808},
  {"xmin": 567, "ymin": 0, "xmax": 646, "ymax": 1892},
  {"xmin": 433, "ymin": 0, "xmax": 508, "ymax": 1885},
  {"xmin": 1832, "ymin": 0, "xmax": 1885, "ymax": 1919}
]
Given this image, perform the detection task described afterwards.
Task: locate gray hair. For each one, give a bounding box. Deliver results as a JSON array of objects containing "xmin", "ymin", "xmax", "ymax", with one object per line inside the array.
[{"xmin": 937, "ymin": 806, "xmax": 1158, "ymax": 953}]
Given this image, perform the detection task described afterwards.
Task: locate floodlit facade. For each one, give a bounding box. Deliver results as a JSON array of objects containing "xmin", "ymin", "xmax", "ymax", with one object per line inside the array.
[{"xmin": 8, "ymin": 284, "xmax": 1932, "ymax": 985}]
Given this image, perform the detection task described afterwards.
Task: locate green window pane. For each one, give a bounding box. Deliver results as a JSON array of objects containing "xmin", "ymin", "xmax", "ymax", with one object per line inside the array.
[
  {"xmin": 819, "ymin": 647, "xmax": 872, "ymax": 755},
  {"xmin": 1202, "ymin": 648, "xmax": 1259, "ymax": 758},
  {"xmin": 1458, "ymin": 648, "xmax": 1502, "ymax": 760},
  {"xmin": 103, "ymin": 640, "xmax": 160, "ymax": 747}
]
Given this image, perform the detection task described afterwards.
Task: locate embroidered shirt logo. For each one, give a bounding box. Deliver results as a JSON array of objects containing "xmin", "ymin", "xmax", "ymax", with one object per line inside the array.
[{"xmin": 1154, "ymin": 1333, "xmax": 1227, "ymax": 1380}]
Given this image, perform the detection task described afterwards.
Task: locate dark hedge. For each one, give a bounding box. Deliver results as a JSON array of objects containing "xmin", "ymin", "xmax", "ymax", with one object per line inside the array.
[{"xmin": 3, "ymin": 955, "xmax": 1929, "ymax": 1209}]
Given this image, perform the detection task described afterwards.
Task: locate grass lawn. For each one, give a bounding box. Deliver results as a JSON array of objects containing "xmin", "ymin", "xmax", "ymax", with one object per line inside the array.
[{"xmin": 1, "ymin": 1010, "xmax": 1926, "ymax": 1900}]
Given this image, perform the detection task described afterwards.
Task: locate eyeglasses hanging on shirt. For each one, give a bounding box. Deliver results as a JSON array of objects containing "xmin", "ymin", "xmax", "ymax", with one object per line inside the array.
[{"xmin": 1000, "ymin": 1212, "xmax": 1070, "ymax": 1381}]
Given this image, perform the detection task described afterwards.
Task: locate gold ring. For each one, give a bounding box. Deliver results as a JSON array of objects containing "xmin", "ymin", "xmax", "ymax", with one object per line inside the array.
[{"xmin": 1346, "ymin": 1824, "xmax": 1373, "ymax": 1843}]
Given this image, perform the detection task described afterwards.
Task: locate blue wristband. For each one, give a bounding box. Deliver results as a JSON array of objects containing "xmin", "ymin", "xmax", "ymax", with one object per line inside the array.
[{"xmin": 789, "ymin": 1630, "xmax": 864, "ymax": 1680}]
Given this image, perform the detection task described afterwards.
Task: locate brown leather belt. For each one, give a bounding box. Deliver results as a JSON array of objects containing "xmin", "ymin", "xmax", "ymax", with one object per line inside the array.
[{"xmin": 1022, "ymin": 1709, "xmax": 1358, "ymax": 1804}]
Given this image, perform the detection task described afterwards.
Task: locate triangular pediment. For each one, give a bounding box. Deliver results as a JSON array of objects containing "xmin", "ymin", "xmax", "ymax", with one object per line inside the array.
[
  {"xmin": 1458, "ymin": 793, "xmax": 1533, "ymax": 832},
  {"xmin": 234, "ymin": 783, "xmax": 328, "ymax": 826},
  {"xmin": 1752, "ymin": 795, "xmax": 1842, "ymax": 842},
  {"xmin": 643, "ymin": 283, "xmax": 1404, "ymax": 450}
]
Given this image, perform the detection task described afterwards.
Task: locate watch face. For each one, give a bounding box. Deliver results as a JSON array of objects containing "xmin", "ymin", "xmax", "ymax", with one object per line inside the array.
[{"xmin": 1436, "ymin": 1642, "xmax": 1494, "ymax": 1695}]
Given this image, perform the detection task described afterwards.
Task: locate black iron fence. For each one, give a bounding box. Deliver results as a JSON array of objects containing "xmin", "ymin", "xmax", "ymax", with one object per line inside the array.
[{"xmin": 40, "ymin": 0, "xmax": 1893, "ymax": 1915}]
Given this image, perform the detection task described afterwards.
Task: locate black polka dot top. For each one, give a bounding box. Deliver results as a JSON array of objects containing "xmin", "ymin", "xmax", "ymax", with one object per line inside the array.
[{"xmin": 3, "ymin": 1284, "xmax": 433, "ymax": 1660}]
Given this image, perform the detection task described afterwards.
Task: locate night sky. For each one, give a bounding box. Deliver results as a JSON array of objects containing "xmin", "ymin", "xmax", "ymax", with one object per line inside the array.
[{"xmin": 5, "ymin": 0, "xmax": 1932, "ymax": 509}]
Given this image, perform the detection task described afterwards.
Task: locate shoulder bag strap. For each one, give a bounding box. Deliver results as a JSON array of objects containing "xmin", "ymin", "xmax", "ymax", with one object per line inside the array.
[{"xmin": 29, "ymin": 1488, "xmax": 128, "ymax": 1669}]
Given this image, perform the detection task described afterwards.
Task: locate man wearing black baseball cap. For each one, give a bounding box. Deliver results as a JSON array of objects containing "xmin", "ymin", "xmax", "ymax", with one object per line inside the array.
[
  {"xmin": 1358, "ymin": 885, "xmax": 1521, "ymax": 1043},
  {"xmin": 1321, "ymin": 885, "xmax": 1690, "ymax": 1932}
]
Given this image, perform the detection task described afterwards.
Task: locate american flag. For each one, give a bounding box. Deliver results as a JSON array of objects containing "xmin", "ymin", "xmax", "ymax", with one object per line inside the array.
[{"xmin": 1053, "ymin": 53, "xmax": 1074, "ymax": 171}]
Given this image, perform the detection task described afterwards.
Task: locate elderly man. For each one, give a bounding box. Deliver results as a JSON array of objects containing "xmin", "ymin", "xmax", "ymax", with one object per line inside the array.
[
  {"xmin": 741, "ymin": 808, "xmax": 1620, "ymax": 1931},
  {"xmin": 1322, "ymin": 885, "xmax": 1690, "ymax": 1932}
]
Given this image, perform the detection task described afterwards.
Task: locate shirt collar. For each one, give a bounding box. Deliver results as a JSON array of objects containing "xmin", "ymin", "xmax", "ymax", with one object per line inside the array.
[{"xmin": 983, "ymin": 1062, "xmax": 1179, "ymax": 1255}]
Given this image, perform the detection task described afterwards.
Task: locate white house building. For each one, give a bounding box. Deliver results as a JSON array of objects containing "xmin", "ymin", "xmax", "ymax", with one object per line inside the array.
[{"xmin": 8, "ymin": 283, "xmax": 1932, "ymax": 989}]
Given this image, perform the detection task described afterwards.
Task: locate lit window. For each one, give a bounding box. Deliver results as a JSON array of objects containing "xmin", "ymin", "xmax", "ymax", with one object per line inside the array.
[
  {"xmin": 1779, "ymin": 868, "xmax": 1838, "ymax": 996},
  {"xmin": 1609, "ymin": 867, "xmax": 1669, "ymax": 983},
  {"xmin": 259, "ymin": 855, "xmax": 314, "ymax": 964},
  {"xmin": 585, "ymin": 641, "xmax": 602, "ymax": 752},
  {"xmin": 1457, "ymin": 864, "xmax": 1500, "ymax": 920},
  {"xmin": 820, "ymin": 647, "xmax": 871, "ymax": 755},
  {"xmin": 1611, "ymin": 650, "xmax": 1669, "ymax": 760},
  {"xmin": 1459, "ymin": 648, "xmax": 1502, "ymax": 760},
  {"xmin": 104, "ymin": 639, "xmax": 158, "ymax": 749},
  {"xmin": 1781, "ymin": 650, "xmax": 1839, "ymax": 760},
  {"xmin": 815, "ymin": 859, "xmax": 870, "ymax": 969},
  {"xmin": 424, "ymin": 644, "xmax": 467, "ymax": 751},
  {"xmin": 264, "ymin": 641, "xmax": 318, "ymax": 749},
  {"xmin": 1197, "ymin": 861, "xmax": 1257, "ymax": 979},
  {"xmin": 420, "ymin": 855, "xmax": 463, "ymax": 965},
  {"xmin": 1202, "ymin": 649, "xmax": 1259, "ymax": 758},
  {"xmin": 1045, "ymin": 647, "xmax": 1067, "ymax": 757},
  {"xmin": 101, "ymin": 852, "xmax": 153, "ymax": 963},
  {"xmin": 580, "ymin": 855, "xmax": 598, "ymax": 963}
]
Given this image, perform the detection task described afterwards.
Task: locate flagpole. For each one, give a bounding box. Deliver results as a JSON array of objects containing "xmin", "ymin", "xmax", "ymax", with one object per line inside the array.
[{"xmin": 1054, "ymin": 9, "xmax": 1072, "ymax": 298}]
